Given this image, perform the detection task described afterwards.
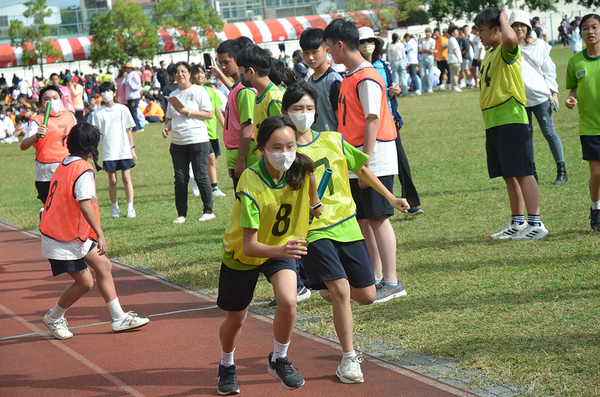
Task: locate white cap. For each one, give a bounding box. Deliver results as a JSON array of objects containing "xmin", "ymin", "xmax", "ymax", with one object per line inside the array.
[
  {"xmin": 509, "ymin": 10, "xmax": 532, "ymax": 29},
  {"xmin": 358, "ymin": 26, "xmax": 384, "ymax": 45}
]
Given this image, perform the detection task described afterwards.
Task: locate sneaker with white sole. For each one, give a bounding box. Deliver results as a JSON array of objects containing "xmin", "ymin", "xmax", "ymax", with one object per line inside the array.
[
  {"xmin": 111, "ymin": 311, "xmax": 149, "ymax": 332},
  {"xmin": 374, "ymin": 280, "xmax": 407, "ymax": 303},
  {"xmin": 490, "ymin": 222, "xmax": 527, "ymax": 239},
  {"xmin": 212, "ymin": 187, "xmax": 226, "ymax": 197},
  {"xmin": 43, "ymin": 311, "xmax": 73, "ymax": 340},
  {"xmin": 268, "ymin": 352, "xmax": 305, "ymax": 390},
  {"xmin": 217, "ymin": 364, "xmax": 240, "ymax": 395},
  {"xmin": 199, "ymin": 213, "xmax": 216, "ymax": 222},
  {"xmin": 111, "ymin": 207, "xmax": 120, "ymax": 218},
  {"xmin": 126, "ymin": 208, "xmax": 136, "ymax": 218},
  {"xmin": 511, "ymin": 222, "xmax": 548, "ymax": 240},
  {"xmin": 297, "ymin": 285, "xmax": 311, "ymax": 303},
  {"xmin": 336, "ymin": 354, "xmax": 364, "ymax": 384},
  {"xmin": 173, "ymin": 217, "xmax": 186, "ymax": 224}
]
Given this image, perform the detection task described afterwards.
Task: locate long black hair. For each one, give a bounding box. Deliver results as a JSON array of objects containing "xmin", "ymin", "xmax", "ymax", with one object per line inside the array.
[
  {"xmin": 253, "ymin": 116, "xmax": 315, "ymax": 190},
  {"xmin": 281, "ymin": 80, "xmax": 318, "ymax": 112},
  {"xmin": 67, "ymin": 123, "xmax": 103, "ymax": 171}
]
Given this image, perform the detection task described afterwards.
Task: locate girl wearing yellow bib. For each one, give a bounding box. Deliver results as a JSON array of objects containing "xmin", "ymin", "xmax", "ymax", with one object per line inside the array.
[
  {"xmin": 281, "ymin": 81, "xmax": 410, "ymax": 384},
  {"xmin": 217, "ymin": 116, "xmax": 321, "ymax": 395}
]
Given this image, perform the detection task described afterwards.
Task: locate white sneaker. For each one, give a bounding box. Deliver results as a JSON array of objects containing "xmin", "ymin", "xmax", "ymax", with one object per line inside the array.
[
  {"xmin": 199, "ymin": 213, "xmax": 216, "ymax": 222},
  {"xmin": 511, "ymin": 222, "xmax": 548, "ymax": 240},
  {"xmin": 297, "ymin": 286, "xmax": 311, "ymax": 303},
  {"xmin": 336, "ymin": 354, "xmax": 364, "ymax": 384},
  {"xmin": 126, "ymin": 207, "xmax": 136, "ymax": 218},
  {"xmin": 438, "ymin": 85, "xmax": 446, "ymax": 91},
  {"xmin": 490, "ymin": 222, "xmax": 527, "ymax": 239},
  {"xmin": 426, "ymin": 89, "xmax": 433, "ymax": 93},
  {"xmin": 111, "ymin": 207, "xmax": 120, "ymax": 218},
  {"xmin": 411, "ymin": 90, "xmax": 422, "ymax": 96},
  {"xmin": 111, "ymin": 311, "xmax": 150, "ymax": 332},
  {"xmin": 173, "ymin": 216, "xmax": 186, "ymax": 224},
  {"xmin": 451, "ymin": 87, "xmax": 463, "ymax": 93},
  {"xmin": 212, "ymin": 187, "xmax": 226, "ymax": 197},
  {"xmin": 43, "ymin": 311, "xmax": 73, "ymax": 340}
]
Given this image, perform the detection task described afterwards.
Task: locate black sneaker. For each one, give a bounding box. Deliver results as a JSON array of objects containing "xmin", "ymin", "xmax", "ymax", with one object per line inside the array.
[
  {"xmin": 267, "ymin": 352, "xmax": 305, "ymax": 389},
  {"xmin": 218, "ymin": 364, "xmax": 239, "ymax": 395},
  {"xmin": 590, "ymin": 208, "xmax": 600, "ymax": 231}
]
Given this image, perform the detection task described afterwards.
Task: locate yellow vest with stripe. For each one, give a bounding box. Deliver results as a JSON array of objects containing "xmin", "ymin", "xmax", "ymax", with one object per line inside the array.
[
  {"xmin": 296, "ymin": 131, "xmax": 357, "ymax": 231},
  {"xmin": 479, "ymin": 44, "xmax": 527, "ymax": 110},
  {"xmin": 253, "ymin": 84, "xmax": 283, "ymax": 132},
  {"xmin": 222, "ymin": 165, "xmax": 310, "ymax": 268}
]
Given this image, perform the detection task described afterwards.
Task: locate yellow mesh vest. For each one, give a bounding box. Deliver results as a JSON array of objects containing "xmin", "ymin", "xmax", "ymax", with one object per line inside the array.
[
  {"xmin": 253, "ymin": 84, "xmax": 283, "ymax": 132},
  {"xmin": 479, "ymin": 44, "xmax": 527, "ymax": 110}
]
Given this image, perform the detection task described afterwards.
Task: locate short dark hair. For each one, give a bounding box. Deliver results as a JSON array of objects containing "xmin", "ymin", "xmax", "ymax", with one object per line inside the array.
[
  {"xmin": 99, "ymin": 81, "xmax": 115, "ymax": 93},
  {"xmin": 49, "ymin": 73, "xmax": 59, "ymax": 80},
  {"xmin": 448, "ymin": 26, "xmax": 459, "ymax": 35},
  {"xmin": 191, "ymin": 64, "xmax": 206, "ymax": 75},
  {"xmin": 474, "ymin": 8, "xmax": 502, "ymax": 30},
  {"xmin": 166, "ymin": 63, "xmax": 177, "ymax": 79},
  {"xmin": 216, "ymin": 36, "xmax": 254, "ymax": 61},
  {"xmin": 323, "ymin": 18, "xmax": 359, "ymax": 51},
  {"xmin": 236, "ymin": 45, "xmax": 272, "ymax": 76},
  {"xmin": 299, "ymin": 28, "xmax": 325, "ymax": 51},
  {"xmin": 581, "ymin": 13, "xmax": 600, "ymax": 28},
  {"xmin": 38, "ymin": 85, "xmax": 62, "ymax": 106},
  {"xmin": 392, "ymin": 33, "xmax": 399, "ymax": 43},
  {"xmin": 174, "ymin": 61, "xmax": 192, "ymax": 73},
  {"xmin": 66, "ymin": 123, "xmax": 103, "ymax": 171},
  {"xmin": 269, "ymin": 58, "xmax": 286, "ymax": 86}
]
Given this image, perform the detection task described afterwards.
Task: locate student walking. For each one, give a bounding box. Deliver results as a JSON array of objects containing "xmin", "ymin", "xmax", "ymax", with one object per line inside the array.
[{"xmin": 39, "ymin": 123, "xmax": 149, "ymax": 340}]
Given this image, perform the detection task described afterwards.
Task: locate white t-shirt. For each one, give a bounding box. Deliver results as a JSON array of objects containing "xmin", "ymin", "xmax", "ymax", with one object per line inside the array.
[
  {"xmin": 419, "ymin": 38, "xmax": 436, "ymax": 63},
  {"xmin": 25, "ymin": 112, "xmax": 77, "ymax": 181},
  {"xmin": 214, "ymin": 89, "xmax": 227, "ymax": 113},
  {"xmin": 2, "ymin": 116, "xmax": 15, "ymax": 135},
  {"xmin": 387, "ymin": 42, "xmax": 405, "ymax": 61},
  {"xmin": 520, "ymin": 39, "xmax": 558, "ymax": 107},
  {"xmin": 448, "ymin": 37, "xmax": 462, "ymax": 64},
  {"xmin": 405, "ymin": 38, "xmax": 419, "ymax": 65},
  {"xmin": 93, "ymin": 103, "xmax": 136, "ymax": 162},
  {"xmin": 18, "ymin": 80, "xmax": 30, "ymax": 97},
  {"xmin": 166, "ymin": 84, "xmax": 213, "ymax": 145},
  {"xmin": 41, "ymin": 156, "xmax": 96, "ymax": 260},
  {"xmin": 472, "ymin": 35, "xmax": 483, "ymax": 61}
]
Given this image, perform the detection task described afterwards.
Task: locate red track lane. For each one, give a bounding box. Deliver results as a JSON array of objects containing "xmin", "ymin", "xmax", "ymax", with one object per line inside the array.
[{"xmin": 0, "ymin": 223, "xmax": 478, "ymax": 397}]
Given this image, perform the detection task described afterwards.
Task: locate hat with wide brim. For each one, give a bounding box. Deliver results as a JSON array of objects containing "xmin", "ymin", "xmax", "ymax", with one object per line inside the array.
[
  {"xmin": 509, "ymin": 10, "xmax": 532, "ymax": 29},
  {"xmin": 121, "ymin": 62, "xmax": 134, "ymax": 70},
  {"xmin": 358, "ymin": 26, "xmax": 384, "ymax": 45}
]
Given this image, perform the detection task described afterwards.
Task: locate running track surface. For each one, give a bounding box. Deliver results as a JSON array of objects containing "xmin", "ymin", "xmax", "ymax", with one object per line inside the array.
[{"xmin": 0, "ymin": 223, "xmax": 478, "ymax": 397}]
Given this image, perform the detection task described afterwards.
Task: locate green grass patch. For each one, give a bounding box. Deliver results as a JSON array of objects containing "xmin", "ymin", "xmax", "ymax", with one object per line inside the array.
[{"xmin": 1, "ymin": 48, "xmax": 599, "ymax": 396}]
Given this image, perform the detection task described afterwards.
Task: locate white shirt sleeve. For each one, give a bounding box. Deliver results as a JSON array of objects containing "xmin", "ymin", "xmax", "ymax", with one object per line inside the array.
[
  {"xmin": 73, "ymin": 170, "xmax": 96, "ymax": 202},
  {"xmin": 357, "ymin": 79, "xmax": 382, "ymax": 119},
  {"xmin": 24, "ymin": 119, "xmax": 39, "ymax": 139},
  {"xmin": 198, "ymin": 87, "xmax": 213, "ymax": 112},
  {"xmin": 541, "ymin": 45, "xmax": 559, "ymax": 94}
]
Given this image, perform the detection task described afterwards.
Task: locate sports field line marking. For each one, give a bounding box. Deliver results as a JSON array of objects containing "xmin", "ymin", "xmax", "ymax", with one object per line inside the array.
[
  {"xmin": 0, "ymin": 302, "xmax": 146, "ymax": 397},
  {"xmin": 0, "ymin": 305, "xmax": 219, "ymax": 341}
]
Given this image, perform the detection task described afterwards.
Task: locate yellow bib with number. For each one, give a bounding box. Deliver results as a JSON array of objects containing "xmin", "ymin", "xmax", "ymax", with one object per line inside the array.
[{"xmin": 479, "ymin": 44, "xmax": 527, "ymax": 110}]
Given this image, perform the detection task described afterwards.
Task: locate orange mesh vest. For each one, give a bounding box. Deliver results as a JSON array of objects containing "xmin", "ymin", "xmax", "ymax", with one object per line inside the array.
[
  {"xmin": 337, "ymin": 66, "xmax": 397, "ymax": 147},
  {"xmin": 40, "ymin": 159, "xmax": 99, "ymax": 242},
  {"xmin": 31, "ymin": 112, "xmax": 75, "ymax": 164}
]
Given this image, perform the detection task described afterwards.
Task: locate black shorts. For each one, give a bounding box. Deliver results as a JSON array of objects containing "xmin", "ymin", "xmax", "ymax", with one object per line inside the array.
[
  {"xmin": 304, "ymin": 239, "xmax": 375, "ymax": 290},
  {"xmin": 48, "ymin": 242, "xmax": 96, "ymax": 276},
  {"xmin": 210, "ymin": 139, "xmax": 221, "ymax": 157},
  {"xmin": 350, "ymin": 176, "xmax": 394, "ymax": 220},
  {"xmin": 580, "ymin": 135, "xmax": 600, "ymax": 161},
  {"xmin": 103, "ymin": 159, "xmax": 136, "ymax": 172},
  {"xmin": 437, "ymin": 60, "xmax": 449, "ymax": 77},
  {"xmin": 471, "ymin": 59, "xmax": 481, "ymax": 68},
  {"xmin": 217, "ymin": 257, "xmax": 296, "ymax": 312},
  {"xmin": 35, "ymin": 181, "xmax": 51, "ymax": 204},
  {"xmin": 486, "ymin": 124, "xmax": 534, "ymax": 179}
]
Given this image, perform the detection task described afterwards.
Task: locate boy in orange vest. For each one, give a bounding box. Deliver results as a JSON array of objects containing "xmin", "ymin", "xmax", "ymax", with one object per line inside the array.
[
  {"xmin": 324, "ymin": 19, "xmax": 408, "ymax": 303},
  {"xmin": 39, "ymin": 123, "xmax": 149, "ymax": 339}
]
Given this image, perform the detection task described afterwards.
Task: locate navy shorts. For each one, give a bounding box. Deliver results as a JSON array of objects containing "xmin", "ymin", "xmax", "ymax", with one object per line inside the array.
[
  {"xmin": 580, "ymin": 135, "xmax": 600, "ymax": 161},
  {"xmin": 303, "ymin": 239, "xmax": 375, "ymax": 290},
  {"xmin": 217, "ymin": 257, "xmax": 296, "ymax": 312},
  {"xmin": 103, "ymin": 159, "xmax": 136, "ymax": 172},
  {"xmin": 350, "ymin": 175, "xmax": 395, "ymax": 220},
  {"xmin": 48, "ymin": 242, "xmax": 96, "ymax": 276},
  {"xmin": 210, "ymin": 139, "xmax": 221, "ymax": 157},
  {"xmin": 486, "ymin": 124, "xmax": 534, "ymax": 179}
]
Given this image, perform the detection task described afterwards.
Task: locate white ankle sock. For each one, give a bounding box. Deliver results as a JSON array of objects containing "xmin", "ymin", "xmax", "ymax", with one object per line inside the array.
[
  {"xmin": 112, "ymin": 202, "xmax": 119, "ymax": 210},
  {"xmin": 342, "ymin": 350, "xmax": 356, "ymax": 359},
  {"xmin": 106, "ymin": 297, "xmax": 126, "ymax": 320},
  {"xmin": 221, "ymin": 348, "xmax": 235, "ymax": 366},
  {"xmin": 272, "ymin": 340, "xmax": 290, "ymax": 362},
  {"xmin": 48, "ymin": 302, "xmax": 68, "ymax": 319},
  {"xmin": 592, "ymin": 201, "xmax": 600, "ymax": 210},
  {"xmin": 127, "ymin": 202, "xmax": 134, "ymax": 210}
]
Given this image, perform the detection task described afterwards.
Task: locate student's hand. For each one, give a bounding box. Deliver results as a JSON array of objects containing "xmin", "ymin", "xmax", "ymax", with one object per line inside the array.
[
  {"xmin": 37, "ymin": 125, "xmax": 47, "ymax": 138},
  {"xmin": 162, "ymin": 127, "xmax": 169, "ymax": 138},
  {"xmin": 172, "ymin": 104, "xmax": 185, "ymax": 114},
  {"xmin": 210, "ymin": 62, "xmax": 226, "ymax": 82},
  {"xmin": 96, "ymin": 234, "xmax": 108, "ymax": 256},
  {"xmin": 500, "ymin": 8, "xmax": 509, "ymax": 24},
  {"xmin": 310, "ymin": 203, "xmax": 324, "ymax": 219},
  {"xmin": 565, "ymin": 96, "xmax": 577, "ymax": 109},
  {"xmin": 131, "ymin": 147, "xmax": 137, "ymax": 161},
  {"xmin": 391, "ymin": 197, "xmax": 410, "ymax": 213},
  {"xmin": 281, "ymin": 238, "xmax": 308, "ymax": 259},
  {"xmin": 551, "ymin": 93, "xmax": 559, "ymax": 111},
  {"xmin": 389, "ymin": 85, "xmax": 401, "ymax": 97}
]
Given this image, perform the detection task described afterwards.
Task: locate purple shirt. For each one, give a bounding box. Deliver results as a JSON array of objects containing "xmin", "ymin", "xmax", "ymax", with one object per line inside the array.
[{"xmin": 121, "ymin": 70, "xmax": 141, "ymax": 100}]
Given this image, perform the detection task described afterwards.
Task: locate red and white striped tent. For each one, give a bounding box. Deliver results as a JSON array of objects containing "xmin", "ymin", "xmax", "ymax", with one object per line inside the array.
[{"xmin": 0, "ymin": 10, "xmax": 395, "ymax": 68}]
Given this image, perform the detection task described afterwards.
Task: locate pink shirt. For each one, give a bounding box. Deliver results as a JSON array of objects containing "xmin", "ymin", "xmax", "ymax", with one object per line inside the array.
[
  {"xmin": 223, "ymin": 82, "xmax": 257, "ymax": 149},
  {"xmin": 59, "ymin": 85, "xmax": 74, "ymax": 112}
]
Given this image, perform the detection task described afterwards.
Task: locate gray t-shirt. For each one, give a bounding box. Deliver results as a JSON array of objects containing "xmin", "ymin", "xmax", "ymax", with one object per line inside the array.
[
  {"xmin": 309, "ymin": 68, "xmax": 342, "ymax": 133},
  {"xmin": 419, "ymin": 38, "xmax": 436, "ymax": 63}
]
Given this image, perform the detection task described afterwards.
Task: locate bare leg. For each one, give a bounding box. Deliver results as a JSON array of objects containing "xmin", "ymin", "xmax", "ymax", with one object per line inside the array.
[
  {"xmin": 220, "ymin": 309, "xmax": 248, "ymax": 353},
  {"xmin": 85, "ymin": 248, "xmax": 117, "ymax": 303},
  {"xmin": 358, "ymin": 219, "xmax": 382, "ymax": 280},
  {"xmin": 350, "ymin": 285, "xmax": 376, "ymax": 305},
  {"xmin": 57, "ymin": 268, "xmax": 94, "ymax": 309},
  {"xmin": 108, "ymin": 171, "xmax": 118, "ymax": 204},
  {"xmin": 515, "ymin": 175, "xmax": 540, "ymax": 215},
  {"xmin": 367, "ymin": 216, "xmax": 398, "ymax": 283},
  {"xmin": 589, "ymin": 160, "xmax": 600, "ymax": 202},
  {"xmin": 504, "ymin": 177, "xmax": 525, "ymax": 215},
  {"xmin": 121, "ymin": 169, "xmax": 134, "ymax": 204},
  {"xmin": 208, "ymin": 153, "xmax": 218, "ymax": 185},
  {"xmin": 324, "ymin": 278, "xmax": 353, "ymax": 352},
  {"xmin": 269, "ymin": 269, "xmax": 297, "ymax": 344}
]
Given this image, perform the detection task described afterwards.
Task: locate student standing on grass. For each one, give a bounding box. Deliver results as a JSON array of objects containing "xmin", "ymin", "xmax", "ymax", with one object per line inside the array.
[
  {"xmin": 211, "ymin": 37, "xmax": 258, "ymax": 191},
  {"xmin": 324, "ymin": 18, "xmax": 408, "ymax": 303},
  {"xmin": 216, "ymin": 116, "xmax": 321, "ymax": 395},
  {"xmin": 475, "ymin": 8, "xmax": 548, "ymax": 240},
  {"xmin": 20, "ymin": 85, "xmax": 76, "ymax": 205},
  {"xmin": 565, "ymin": 13, "xmax": 600, "ymax": 231},
  {"xmin": 93, "ymin": 82, "xmax": 138, "ymax": 219},
  {"xmin": 282, "ymin": 81, "xmax": 410, "ymax": 384},
  {"xmin": 39, "ymin": 123, "xmax": 149, "ymax": 340}
]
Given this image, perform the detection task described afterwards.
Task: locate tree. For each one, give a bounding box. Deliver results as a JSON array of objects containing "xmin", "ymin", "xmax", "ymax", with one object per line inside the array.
[
  {"xmin": 343, "ymin": 0, "xmax": 426, "ymax": 31},
  {"xmin": 9, "ymin": 0, "xmax": 62, "ymax": 78},
  {"xmin": 88, "ymin": 0, "xmax": 159, "ymax": 70},
  {"xmin": 152, "ymin": 0, "xmax": 223, "ymax": 63}
]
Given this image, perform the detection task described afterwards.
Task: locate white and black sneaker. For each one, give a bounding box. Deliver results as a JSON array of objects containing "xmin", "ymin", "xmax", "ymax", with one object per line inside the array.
[
  {"xmin": 490, "ymin": 222, "xmax": 527, "ymax": 239},
  {"xmin": 217, "ymin": 364, "xmax": 239, "ymax": 395},
  {"xmin": 511, "ymin": 222, "xmax": 548, "ymax": 240}
]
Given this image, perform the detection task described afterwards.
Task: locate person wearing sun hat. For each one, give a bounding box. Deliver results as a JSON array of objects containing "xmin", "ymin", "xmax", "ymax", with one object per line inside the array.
[{"xmin": 120, "ymin": 62, "xmax": 143, "ymax": 132}]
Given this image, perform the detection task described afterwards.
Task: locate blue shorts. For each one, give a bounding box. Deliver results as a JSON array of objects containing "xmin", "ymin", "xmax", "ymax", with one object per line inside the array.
[
  {"xmin": 48, "ymin": 242, "xmax": 96, "ymax": 276},
  {"xmin": 103, "ymin": 159, "xmax": 136, "ymax": 172},
  {"xmin": 217, "ymin": 257, "xmax": 296, "ymax": 312},
  {"xmin": 210, "ymin": 139, "xmax": 221, "ymax": 157},
  {"xmin": 303, "ymin": 239, "xmax": 375, "ymax": 290},
  {"xmin": 486, "ymin": 124, "xmax": 534, "ymax": 179},
  {"xmin": 349, "ymin": 175, "xmax": 395, "ymax": 219},
  {"xmin": 580, "ymin": 135, "xmax": 600, "ymax": 161}
]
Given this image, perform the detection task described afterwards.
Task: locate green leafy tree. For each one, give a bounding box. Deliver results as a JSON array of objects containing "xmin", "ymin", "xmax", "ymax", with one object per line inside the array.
[
  {"xmin": 9, "ymin": 0, "xmax": 62, "ymax": 78},
  {"xmin": 152, "ymin": 0, "xmax": 223, "ymax": 63},
  {"xmin": 89, "ymin": 0, "xmax": 159, "ymax": 70},
  {"xmin": 343, "ymin": 0, "xmax": 425, "ymax": 30}
]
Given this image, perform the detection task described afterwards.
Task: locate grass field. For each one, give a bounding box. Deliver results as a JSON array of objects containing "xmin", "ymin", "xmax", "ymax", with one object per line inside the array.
[{"xmin": 1, "ymin": 47, "xmax": 599, "ymax": 396}]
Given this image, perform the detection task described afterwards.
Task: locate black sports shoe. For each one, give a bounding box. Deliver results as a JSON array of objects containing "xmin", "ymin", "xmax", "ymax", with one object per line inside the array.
[
  {"xmin": 267, "ymin": 352, "xmax": 305, "ymax": 389},
  {"xmin": 590, "ymin": 208, "xmax": 600, "ymax": 231},
  {"xmin": 218, "ymin": 364, "xmax": 240, "ymax": 395}
]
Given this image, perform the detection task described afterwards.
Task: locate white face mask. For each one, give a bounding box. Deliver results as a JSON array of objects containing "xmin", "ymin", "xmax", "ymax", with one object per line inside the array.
[
  {"xmin": 101, "ymin": 92, "xmax": 114, "ymax": 102},
  {"xmin": 359, "ymin": 42, "xmax": 376, "ymax": 57},
  {"xmin": 50, "ymin": 99, "xmax": 62, "ymax": 113},
  {"xmin": 287, "ymin": 112, "xmax": 315, "ymax": 133},
  {"xmin": 264, "ymin": 149, "xmax": 296, "ymax": 172}
]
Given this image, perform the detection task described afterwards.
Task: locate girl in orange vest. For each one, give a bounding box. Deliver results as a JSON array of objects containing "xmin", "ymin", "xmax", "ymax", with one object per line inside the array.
[{"xmin": 39, "ymin": 123, "xmax": 149, "ymax": 340}]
